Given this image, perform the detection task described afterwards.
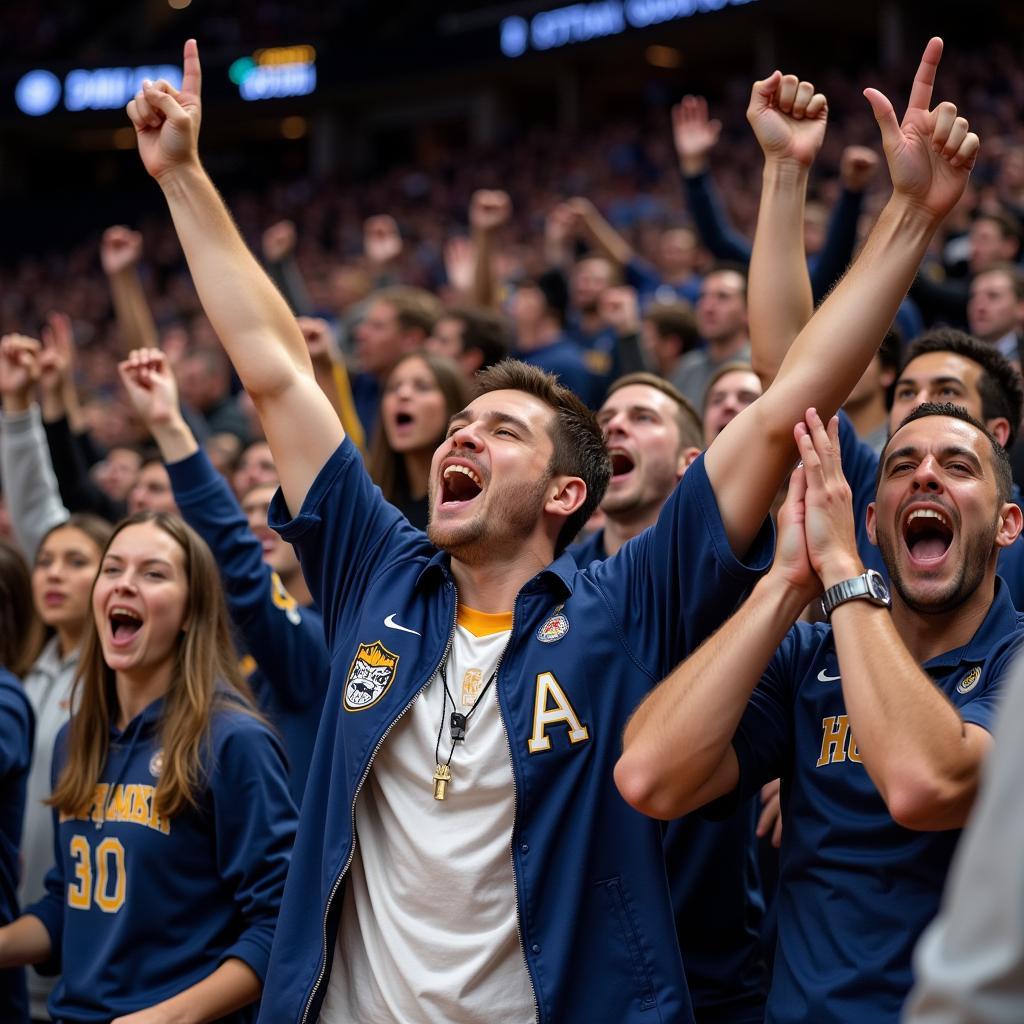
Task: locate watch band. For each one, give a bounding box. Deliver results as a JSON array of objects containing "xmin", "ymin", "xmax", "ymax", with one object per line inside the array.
[{"xmin": 820, "ymin": 570, "xmax": 891, "ymax": 620}]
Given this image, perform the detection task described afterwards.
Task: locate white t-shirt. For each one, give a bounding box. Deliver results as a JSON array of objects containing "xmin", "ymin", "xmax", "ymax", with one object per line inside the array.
[{"xmin": 318, "ymin": 607, "xmax": 535, "ymax": 1024}]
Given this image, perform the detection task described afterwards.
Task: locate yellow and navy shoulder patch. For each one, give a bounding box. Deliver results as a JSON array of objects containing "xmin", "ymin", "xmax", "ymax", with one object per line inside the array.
[
  {"xmin": 957, "ymin": 667, "xmax": 981, "ymax": 694},
  {"xmin": 344, "ymin": 641, "xmax": 400, "ymax": 712}
]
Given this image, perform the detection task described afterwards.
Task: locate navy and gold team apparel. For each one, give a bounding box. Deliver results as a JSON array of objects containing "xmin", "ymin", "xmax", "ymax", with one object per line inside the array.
[
  {"xmin": 26, "ymin": 697, "xmax": 297, "ymax": 1023},
  {"xmin": 568, "ymin": 526, "xmax": 768, "ymax": 1024},
  {"xmin": 716, "ymin": 578, "xmax": 1024, "ymax": 1023},
  {"xmin": 0, "ymin": 669, "xmax": 33, "ymax": 1024},
  {"xmin": 166, "ymin": 448, "xmax": 330, "ymax": 803},
  {"xmin": 257, "ymin": 435, "xmax": 775, "ymax": 1023}
]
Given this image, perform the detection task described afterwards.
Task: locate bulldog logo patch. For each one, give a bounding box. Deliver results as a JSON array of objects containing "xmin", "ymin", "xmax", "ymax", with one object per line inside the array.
[{"xmin": 344, "ymin": 641, "xmax": 400, "ymax": 712}]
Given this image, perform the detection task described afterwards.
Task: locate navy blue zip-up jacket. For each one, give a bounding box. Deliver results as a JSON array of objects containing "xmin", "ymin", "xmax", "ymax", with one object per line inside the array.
[
  {"xmin": 258, "ymin": 436, "xmax": 774, "ymax": 1023},
  {"xmin": 27, "ymin": 698, "xmax": 297, "ymax": 1024},
  {"xmin": 166, "ymin": 449, "xmax": 330, "ymax": 803}
]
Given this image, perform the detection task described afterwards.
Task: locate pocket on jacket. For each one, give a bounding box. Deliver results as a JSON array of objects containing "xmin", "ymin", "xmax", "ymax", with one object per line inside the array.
[{"xmin": 596, "ymin": 875, "xmax": 658, "ymax": 1012}]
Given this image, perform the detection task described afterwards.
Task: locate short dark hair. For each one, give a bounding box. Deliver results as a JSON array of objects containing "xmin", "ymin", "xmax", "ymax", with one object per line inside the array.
[
  {"xmin": 975, "ymin": 262, "xmax": 1024, "ymax": 300},
  {"xmin": 643, "ymin": 302, "xmax": 699, "ymax": 356},
  {"xmin": 974, "ymin": 209, "xmax": 1023, "ymax": 249},
  {"xmin": 606, "ymin": 372, "xmax": 704, "ymax": 450},
  {"xmin": 373, "ymin": 286, "xmax": 443, "ymax": 337},
  {"xmin": 902, "ymin": 328, "xmax": 1024, "ymax": 449},
  {"xmin": 473, "ymin": 359, "xmax": 610, "ymax": 554},
  {"xmin": 877, "ymin": 401, "xmax": 1013, "ymax": 504},
  {"xmin": 443, "ymin": 306, "xmax": 510, "ymax": 370},
  {"xmin": 704, "ymin": 262, "xmax": 748, "ymax": 298}
]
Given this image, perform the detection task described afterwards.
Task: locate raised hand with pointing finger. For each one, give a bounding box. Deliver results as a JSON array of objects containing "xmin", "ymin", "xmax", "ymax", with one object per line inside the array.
[
  {"xmin": 127, "ymin": 38, "xmax": 202, "ymax": 179},
  {"xmin": 865, "ymin": 37, "xmax": 979, "ymax": 220}
]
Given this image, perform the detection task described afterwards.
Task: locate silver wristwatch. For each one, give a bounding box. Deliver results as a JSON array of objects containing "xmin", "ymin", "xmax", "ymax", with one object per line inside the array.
[{"xmin": 820, "ymin": 570, "xmax": 891, "ymax": 620}]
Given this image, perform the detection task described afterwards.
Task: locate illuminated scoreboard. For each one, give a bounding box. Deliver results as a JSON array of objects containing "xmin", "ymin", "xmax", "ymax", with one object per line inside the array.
[
  {"xmin": 16, "ymin": 65, "xmax": 182, "ymax": 116},
  {"xmin": 229, "ymin": 45, "xmax": 317, "ymax": 101},
  {"xmin": 500, "ymin": 0, "xmax": 759, "ymax": 56}
]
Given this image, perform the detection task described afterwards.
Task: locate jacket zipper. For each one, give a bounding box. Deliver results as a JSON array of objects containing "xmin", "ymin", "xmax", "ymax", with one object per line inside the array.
[
  {"xmin": 494, "ymin": 593, "xmax": 542, "ymax": 1024},
  {"xmin": 298, "ymin": 583, "xmax": 459, "ymax": 1024}
]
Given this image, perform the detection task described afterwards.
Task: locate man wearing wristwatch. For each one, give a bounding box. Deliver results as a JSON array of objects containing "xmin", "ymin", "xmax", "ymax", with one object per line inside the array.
[{"xmin": 616, "ymin": 403, "xmax": 1024, "ymax": 1024}]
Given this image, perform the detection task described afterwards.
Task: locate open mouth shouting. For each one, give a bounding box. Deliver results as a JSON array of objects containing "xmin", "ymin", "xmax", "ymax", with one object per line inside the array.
[
  {"xmin": 439, "ymin": 460, "xmax": 484, "ymax": 510},
  {"xmin": 901, "ymin": 505, "xmax": 955, "ymax": 569},
  {"xmin": 607, "ymin": 448, "xmax": 636, "ymax": 483},
  {"xmin": 108, "ymin": 605, "xmax": 144, "ymax": 648}
]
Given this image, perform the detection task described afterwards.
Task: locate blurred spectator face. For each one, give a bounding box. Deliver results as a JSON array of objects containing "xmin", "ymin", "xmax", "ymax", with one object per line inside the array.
[
  {"xmin": 128, "ymin": 462, "xmax": 178, "ymax": 515},
  {"xmin": 657, "ymin": 229, "xmax": 698, "ymax": 277},
  {"xmin": 803, "ymin": 203, "xmax": 827, "ymax": 256},
  {"xmin": 968, "ymin": 269, "xmax": 1023, "ymax": 343},
  {"xmin": 178, "ymin": 352, "xmax": 228, "ymax": 413},
  {"xmin": 510, "ymin": 285, "xmax": 547, "ymax": 332},
  {"xmin": 85, "ymin": 399, "xmax": 138, "ymax": 450},
  {"xmin": 93, "ymin": 447, "xmax": 142, "ymax": 503},
  {"xmin": 426, "ymin": 316, "xmax": 465, "ymax": 362},
  {"xmin": 381, "ymin": 355, "xmax": 449, "ymax": 455},
  {"xmin": 355, "ymin": 299, "xmax": 414, "ymax": 377},
  {"xmin": 641, "ymin": 317, "xmax": 688, "ymax": 379},
  {"xmin": 32, "ymin": 525, "xmax": 103, "ymax": 634},
  {"xmin": 597, "ymin": 383, "xmax": 689, "ymax": 519},
  {"xmin": 889, "ymin": 352, "xmax": 985, "ymax": 433},
  {"xmin": 571, "ymin": 258, "xmax": 615, "ymax": 314},
  {"xmin": 702, "ymin": 369, "xmax": 762, "ymax": 440},
  {"xmin": 328, "ymin": 265, "xmax": 372, "ymax": 313},
  {"xmin": 696, "ymin": 271, "xmax": 748, "ymax": 345},
  {"xmin": 969, "ymin": 219, "xmax": 1019, "ymax": 275},
  {"xmin": 233, "ymin": 441, "xmax": 278, "ymax": 497},
  {"xmin": 999, "ymin": 147, "xmax": 1024, "ymax": 193},
  {"xmin": 241, "ymin": 483, "xmax": 300, "ymax": 579},
  {"xmin": 844, "ymin": 354, "xmax": 896, "ymax": 410},
  {"xmin": 205, "ymin": 433, "xmax": 243, "ymax": 477}
]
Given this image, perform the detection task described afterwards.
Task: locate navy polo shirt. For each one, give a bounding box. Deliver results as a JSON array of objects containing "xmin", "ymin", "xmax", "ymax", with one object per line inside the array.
[{"xmin": 725, "ymin": 577, "xmax": 1024, "ymax": 1023}]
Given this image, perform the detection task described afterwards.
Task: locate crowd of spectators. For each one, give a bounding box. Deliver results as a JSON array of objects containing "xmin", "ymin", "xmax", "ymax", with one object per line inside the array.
[{"xmin": 3, "ymin": 41, "xmax": 1024, "ymax": 457}]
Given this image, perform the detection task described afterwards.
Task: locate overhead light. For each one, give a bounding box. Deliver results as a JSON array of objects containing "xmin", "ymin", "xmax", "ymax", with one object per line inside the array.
[
  {"xmin": 646, "ymin": 45, "xmax": 682, "ymax": 69},
  {"xmin": 281, "ymin": 116, "xmax": 307, "ymax": 139}
]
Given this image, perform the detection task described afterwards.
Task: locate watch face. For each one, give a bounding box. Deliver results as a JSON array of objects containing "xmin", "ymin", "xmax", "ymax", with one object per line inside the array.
[{"xmin": 868, "ymin": 572, "xmax": 890, "ymax": 603}]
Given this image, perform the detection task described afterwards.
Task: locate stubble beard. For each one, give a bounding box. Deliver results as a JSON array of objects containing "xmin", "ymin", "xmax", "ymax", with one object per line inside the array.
[
  {"xmin": 428, "ymin": 474, "xmax": 551, "ymax": 565},
  {"xmin": 877, "ymin": 517, "xmax": 997, "ymax": 615}
]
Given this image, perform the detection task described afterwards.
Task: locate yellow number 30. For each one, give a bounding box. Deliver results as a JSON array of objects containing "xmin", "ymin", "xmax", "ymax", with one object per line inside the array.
[{"xmin": 67, "ymin": 835, "xmax": 126, "ymax": 913}]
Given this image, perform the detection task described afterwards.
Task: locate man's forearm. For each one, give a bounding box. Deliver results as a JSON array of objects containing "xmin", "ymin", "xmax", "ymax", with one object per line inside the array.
[
  {"xmin": 749, "ymin": 160, "xmax": 813, "ymax": 385},
  {"xmin": 109, "ymin": 267, "xmax": 160, "ymax": 353},
  {"xmin": 774, "ymin": 195, "xmax": 934, "ymax": 403},
  {"xmin": 831, "ymin": 600, "xmax": 989, "ymax": 829},
  {"xmin": 157, "ymin": 163, "xmax": 313, "ymax": 397},
  {"xmin": 471, "ymin": 227, "xmax": 497, "ymax": 309},
  {"xmin": 616, "ymin": 572, "xmax": 806, "ymax": 819}
]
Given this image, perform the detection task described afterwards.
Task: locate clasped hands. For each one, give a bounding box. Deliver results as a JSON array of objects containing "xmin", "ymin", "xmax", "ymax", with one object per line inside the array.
[{"xmin": 773, "ymin": 409, "xmax": 865, "ymax": 605}]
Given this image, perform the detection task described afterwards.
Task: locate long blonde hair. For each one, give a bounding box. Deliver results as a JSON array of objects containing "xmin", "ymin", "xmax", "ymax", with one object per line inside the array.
[{"xmin": 49, "ymin": 512, "xmax": 265, "ymax": 819}]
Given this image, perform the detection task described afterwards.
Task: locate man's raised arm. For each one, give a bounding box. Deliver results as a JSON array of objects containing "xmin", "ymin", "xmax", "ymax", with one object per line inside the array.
[
  {"xmin": 746, "ymin": 71, "xmax": 826, "ymax": 386},
  {"xmin": 126, "ymin": 40, "xmax": 343, "ymax": 515},
  {"xmin": 705, "ymin": 37, "xmax": 979, "ymax": 557}
]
